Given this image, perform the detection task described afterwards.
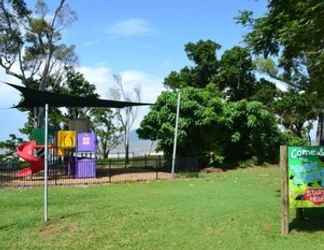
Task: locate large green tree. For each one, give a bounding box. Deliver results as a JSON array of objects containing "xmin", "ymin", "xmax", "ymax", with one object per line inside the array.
[
  {"xmin": 60, "ymin": 66, "xmax": 98, "ymax": 121},
  {"xmin": 216, "ymin": 46, "xmax": 257, "ymax": 101},
  {"xmin": 237, "ymin": 1, "xmax": 324, "ymax": 92},
  {"xmin": 237, "ymin": 1, "xmax": 324, "ymax": 142},
  {"xmin": 138, "ymin": 87, "xmax": 223, "ymax": 158},
  {"xmin": 137, "ymin": 87, "xmax": 281, "ymax": 165},
  {"xmin": 139, "ymin": 39, "xmax": 287, "ymax": 167},
  {"xmin": 163, "ymin": 40, "xmax": 220, "ymax": 89},
  {"xmin": 164, "ymin": 40, "xmax": 269, "ymax": 102}
]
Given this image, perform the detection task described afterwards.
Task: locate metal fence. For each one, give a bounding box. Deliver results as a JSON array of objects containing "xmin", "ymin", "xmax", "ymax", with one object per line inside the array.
[{"xmin": 0, "ymin": 155, "xmax": 171, "ymax": 187}]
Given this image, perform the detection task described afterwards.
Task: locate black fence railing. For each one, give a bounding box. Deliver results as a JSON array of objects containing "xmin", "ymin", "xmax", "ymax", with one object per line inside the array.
[{"xmin": 0, "ymin": 155, "xmax": 171, "ymax": 187}]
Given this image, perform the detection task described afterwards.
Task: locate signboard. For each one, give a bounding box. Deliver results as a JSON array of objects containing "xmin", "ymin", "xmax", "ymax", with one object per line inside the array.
[{"xmin": 288, "ymin": 146, "xmax": 324, "ymax": 208}]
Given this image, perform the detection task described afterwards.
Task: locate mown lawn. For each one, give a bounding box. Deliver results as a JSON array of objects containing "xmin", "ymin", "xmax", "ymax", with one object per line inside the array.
[{"xmin": 1, "ymin": 166, "xmax": 324, "ymax": 250}]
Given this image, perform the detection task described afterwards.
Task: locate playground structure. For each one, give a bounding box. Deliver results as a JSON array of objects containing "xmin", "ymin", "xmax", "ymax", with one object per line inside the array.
[
  {"xmin": 1, "ymin": 82, "xmax": 159, "ymax": 223},
  {"xmin": 16, "ymin": 121, "xmax": 98, "ymax": 179}
]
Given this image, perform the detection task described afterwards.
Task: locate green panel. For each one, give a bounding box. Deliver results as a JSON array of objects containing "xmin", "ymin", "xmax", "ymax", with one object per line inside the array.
[
  {"xmin": 30, "ymin": 128, "xmax": 55, "ymax": 145},
  {"xmin": 288, "ymin": 146, "xmax": 324, "ymax": 208}
]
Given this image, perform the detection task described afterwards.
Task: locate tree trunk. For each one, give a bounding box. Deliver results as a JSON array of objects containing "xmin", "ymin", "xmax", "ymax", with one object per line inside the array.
[
  {"xmin": 37, "ymin": 107, "xmax": 45, "ymax": 128},
  {"xmin": 125, "ymin": 139, "xmax": 129, "ymax": 164},
  {"xmin": 103, "ymin": 150, "xmax": 109, "ymax": 160},
  {"xmin": 316, "ymin": 113, "xmax": 324, "ymax": 145}
]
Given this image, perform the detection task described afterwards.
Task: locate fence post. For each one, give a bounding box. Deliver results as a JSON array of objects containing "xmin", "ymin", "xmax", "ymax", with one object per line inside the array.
[
  {"xmin": 109, "ymin": 159, "xmax": 111, "ymax": 184},
  {"xmin": 280, "ymin": 145, "xmax": 289, "ymax": 235},
  {"xmin": 155, "ymin": 156, "xmax": 159, "ymax": 180}
]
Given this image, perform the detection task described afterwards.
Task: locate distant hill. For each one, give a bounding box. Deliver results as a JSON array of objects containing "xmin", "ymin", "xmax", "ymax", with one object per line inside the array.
[{"xmin": 110, "ymin": 130, "xmax": 158, "ymax": 156}]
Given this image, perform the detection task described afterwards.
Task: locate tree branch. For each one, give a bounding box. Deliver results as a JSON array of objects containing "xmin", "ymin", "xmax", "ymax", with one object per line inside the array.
[{"xmin": 0, "ymin": 58, "xmax": 23, "ymax": 80}]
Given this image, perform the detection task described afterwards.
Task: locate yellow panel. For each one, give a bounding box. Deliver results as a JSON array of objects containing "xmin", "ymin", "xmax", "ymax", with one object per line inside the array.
[
  {"xmin": 57, "ymin": 148, "xmax": 65, "ymax": 156},
  {"xmin": 57, "ymin": 131, "xmax": 76, "ymax": 149}
]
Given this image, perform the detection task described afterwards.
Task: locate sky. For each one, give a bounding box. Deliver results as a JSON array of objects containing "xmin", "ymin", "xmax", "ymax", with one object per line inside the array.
[{"xmin": 0, "ymin": 0, "xmax": 268, "ymax": 140}]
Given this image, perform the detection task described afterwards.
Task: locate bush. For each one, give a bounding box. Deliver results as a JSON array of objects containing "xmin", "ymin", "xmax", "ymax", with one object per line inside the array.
[{"xmin": 280, "ymin": 131, "xmax": 309, "ymax": 146}]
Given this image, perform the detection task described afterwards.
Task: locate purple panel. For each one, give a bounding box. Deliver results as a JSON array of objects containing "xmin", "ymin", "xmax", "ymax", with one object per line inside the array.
[
  {"xmin": 77, "ymin": 132, "xmax": 96, "ymax": 152},
  {"xmin": 74, "ymin": 158, "xmax": 96, "ymax": 178}
]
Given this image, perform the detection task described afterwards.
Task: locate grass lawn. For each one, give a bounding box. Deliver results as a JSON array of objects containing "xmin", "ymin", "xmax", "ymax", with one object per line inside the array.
[{"xmin": 1, "ymin": 166, "xmax": 324, "ymax": 250}]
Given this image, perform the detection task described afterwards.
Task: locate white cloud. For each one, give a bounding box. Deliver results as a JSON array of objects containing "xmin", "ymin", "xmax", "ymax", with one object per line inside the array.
[
  {"xmin": 119, "ymin": 70, "xmax": 164, "ymax": 103},
  {"xmin": 0, "ymin": 68, "xmax": 22, "ymax": 107},
  {"xmin": 78, "ymin": 66, "xmax": 165, "ymax": 128},
  {"xmin": 0, "ymin": 68, "xmax": 27, "ymax": 140},
  {"xmin": 108, "ymin": 18, "xmax": 153, "ymax": 38},
  {"xmin": 78, "ymin": 66, "xmax": 115, "ymax": 98}
]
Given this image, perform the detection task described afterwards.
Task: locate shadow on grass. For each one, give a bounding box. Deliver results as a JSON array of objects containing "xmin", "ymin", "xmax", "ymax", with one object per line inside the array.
[
  {"xmin": 0, "ymin": 223, "xmax": 16, "ymax": 230},
  {"xmin": 290, "ymin": 208, "xmax": 324, "ymax": 232},
  {"xmin": 44, "ymin": 211, "xmax": 89, "ymax": 225},
  {"xmin": 58, "ymin": 211, "xmax": 89, "ymax": 220}
]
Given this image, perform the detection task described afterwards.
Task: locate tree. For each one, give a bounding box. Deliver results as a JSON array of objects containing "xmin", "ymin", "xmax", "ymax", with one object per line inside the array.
[
  {"xmin": 273, "ymin": 91, "xmax": 317, "ymax": 140},
  {"xmin": 164, "ymin": 40, "xmax": 221, "ymax": 89},
  {"xmin": 163, "ymin": 41, "xmax": 269, "ymax": 103},
  {"xmin": 19, "ymin": 66, "xmax": 98, "ymax": 136},
  {"xmin": 111, "ymin": 74, "xmax": 141, "ymax": 163},
  {"xmin": 137, "ymin": 87, "xmax": 223, "ymax": 158},
  {"xmin": 0, "ymin": 134, "xmax": 23, "ymax": 162},
  {"xmin": 0, "ymin": 134, "xmax": 23, "ymax": 152},
  {"xmin": 0, "ymin": 0, "xmax": 77, "ymax": 127},
  {"xmin": 137, "ymin": 87, "xmax": 280, "ymax": 165},
  {"xmin": 237, "ymin": 1, "xmax": 324, "ymax": 144},
  {"xmin": 218, "ymin": 100, "xmax": 281, "ymax": 164},
  {"xmin": 60, "ymin": 69, "xmax": 122, "ymax": 159},
  {"xmin": 90, "ymin": 108, "xmax": 121, "ymax": 159},
  {"xmin": 251, "ymin": 78, "xmax": 280, "ymax": 107},
  {"xmin": 61, "ymin": 66, "xmax": 98, "ymax": 121},
  {"xmin": 237, "ymin": 2, "xmax": 322, "ymax": 91},
  {"xmin": 216, "ymin": 46, "xmax": 257, "ymax": 101}
]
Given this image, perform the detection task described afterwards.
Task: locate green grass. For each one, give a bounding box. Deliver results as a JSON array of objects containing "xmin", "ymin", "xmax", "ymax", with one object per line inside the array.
[{"xmin": 1, "ymin": 166, "xmax": 324, "ymax": 250}]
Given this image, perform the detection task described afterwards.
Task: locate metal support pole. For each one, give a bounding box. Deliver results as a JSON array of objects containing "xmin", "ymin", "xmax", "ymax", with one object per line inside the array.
[
  {"xmin": 280, "ymin": 145, "xmax": 289, "ymax": 235},
  {"xmin": 171, "ymin": 92, "xmax": 181, "ymax": 177},
  {"xmin": 44, "ymin": 104, "xmax": 49, "ymax": 223}
]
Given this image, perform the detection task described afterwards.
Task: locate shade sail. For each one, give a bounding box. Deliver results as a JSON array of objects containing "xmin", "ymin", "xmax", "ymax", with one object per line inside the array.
[{"xmin": 5, "ymin": 83, "xmax": 152, "ymax": 109}]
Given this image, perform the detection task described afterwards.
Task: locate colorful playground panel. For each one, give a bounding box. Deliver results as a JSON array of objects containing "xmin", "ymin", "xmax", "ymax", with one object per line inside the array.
[
  {"xmin": 57, "ymin": 130, "xmax": 76, "ymax": 148},
  {"xmin": 31, "ymin": 128, "xmax": 54, "ymax": 145},
  {"xmin": 77, "ymin": 132, "xmax": 96, "ymax": 152},
  {"xmin": 288, "ymin": 146, "xmax": 324, "ymax": 208},
  {"xmin": 73, "ymin": 152, "xmax": 96, "ymax": 158},
  {"xmin": 73, "ymin": 158, "xmax": 96, "ymax": 178}
]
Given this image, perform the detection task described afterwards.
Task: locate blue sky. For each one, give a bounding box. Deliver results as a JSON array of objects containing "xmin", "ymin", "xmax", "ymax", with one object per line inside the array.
[
  {"xmin": 67, "ymin": 0, "xmax": 267, "ymax": 73},
  {"xmin": 0, "ymin": 0, "xmax": 267, "ymax": 140}
]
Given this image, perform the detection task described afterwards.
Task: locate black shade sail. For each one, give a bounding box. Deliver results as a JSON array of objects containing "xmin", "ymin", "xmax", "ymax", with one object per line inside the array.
[{"xmin": 5, "ymin": 83, "xmax": 152, "ymax": 109}]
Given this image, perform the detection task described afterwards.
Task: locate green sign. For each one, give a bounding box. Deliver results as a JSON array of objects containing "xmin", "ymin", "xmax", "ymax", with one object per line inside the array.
[{"xmin": 288, "ymin": 146, "xmax": 324, "ymax": 208}]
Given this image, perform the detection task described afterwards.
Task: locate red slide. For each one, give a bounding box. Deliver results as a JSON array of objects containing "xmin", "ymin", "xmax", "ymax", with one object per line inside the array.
[{"xmin": 16, "ymin": 141, "xmax": 44, "ymax": 177}]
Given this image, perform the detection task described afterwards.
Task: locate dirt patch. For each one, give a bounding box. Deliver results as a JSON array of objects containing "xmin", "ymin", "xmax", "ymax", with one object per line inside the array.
[
  {"xmin": 201, "ymin": 167, "xmax": 224, "ymax": 174},
  {"xmin": 39, "ymin": 222, "xmax": 78, "ymax": 238},
  {"xmin": 263, "ymin": 223, "xmax": 273, "ymax": 232}
]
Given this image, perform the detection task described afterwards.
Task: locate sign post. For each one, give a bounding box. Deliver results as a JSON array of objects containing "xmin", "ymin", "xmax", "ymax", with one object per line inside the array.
[
  {"xmin": 282, "ymin": 145, "xmax": 324, "ymax": 234},
  {"xmin": 280, "ymin": 145, "xmax": 289, "ymax": 235}
]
